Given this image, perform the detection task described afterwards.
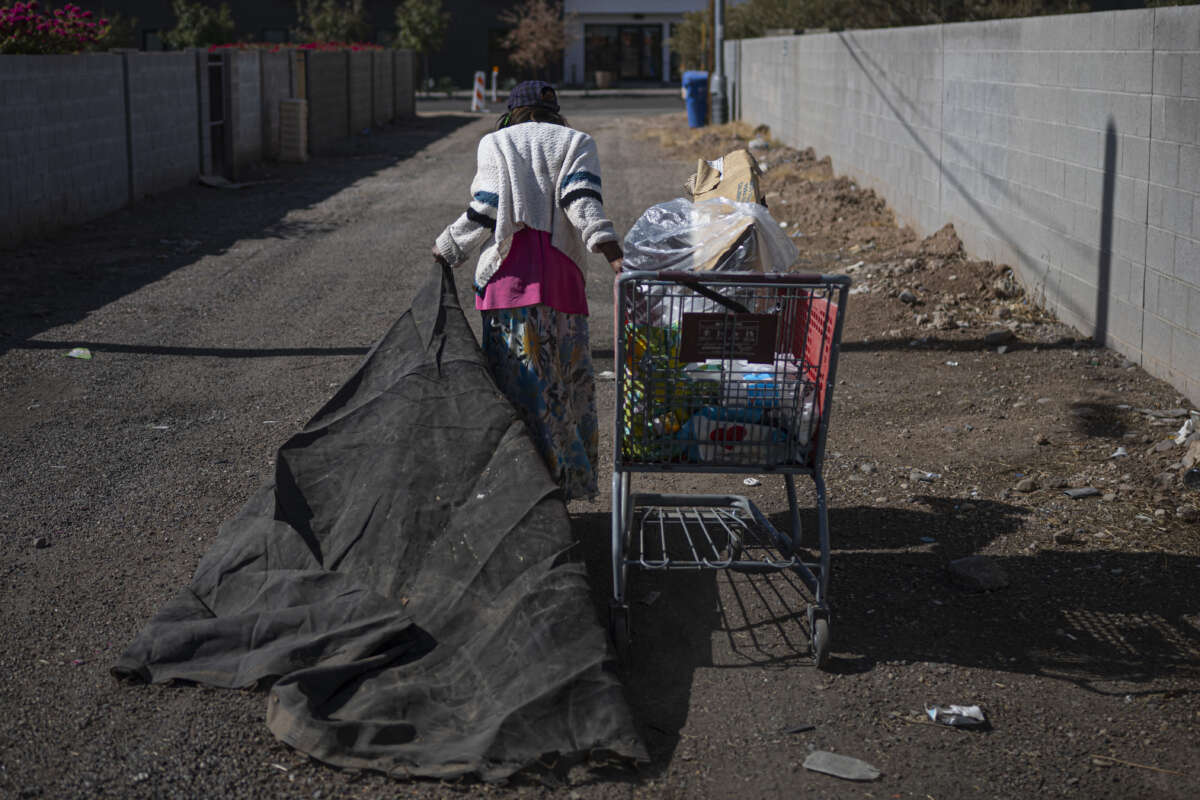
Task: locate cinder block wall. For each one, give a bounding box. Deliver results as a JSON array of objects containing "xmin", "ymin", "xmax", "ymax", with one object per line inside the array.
[
  {"xmin": 0, "ymin": 54, "xmax": 127, "ymax": 247},
  {"xmin": 1145, "ymin": 8, "xmax": 1200, "ymax": 403},
  {"xmin": 229, "ymin": 50, "xmax": 262, "ymax": 178},
  {"xmin": 348, "ymin": 51, "xmax": 372, "ymax": 134},
  {"xmin": 126, "ymin": 52, "xmax": 200, "ymax": 200},
  {"xmin": 261, "ymin": 51, "xmax": 293, "ymax": 161},
  {"xmin": 2, "ymin": 47, "xmax": 419, "ymax": 247},
  {"xmin": 373, "ymin": 50, "xmax": 394, "ymax": 126},
  {"xmin": 731, "ymin": 6, "xmax": 1200, "ymax": 403},
  {"xmin": 306, "ymin": 51, "xmax": 349, "ymax": 154},
  {"xmin": 394, "ymin": 50, "xmax": 416, "ymax": 118}
]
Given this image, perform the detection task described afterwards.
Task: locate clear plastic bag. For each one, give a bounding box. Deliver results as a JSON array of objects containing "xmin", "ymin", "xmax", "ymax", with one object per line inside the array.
[
  {"xmin": 621, "ymin": 197, "xmax": 799, "ymax": 327},
  {"xmin": 622, "ymin": 197, "xmax": 798, "ymax": 275}
]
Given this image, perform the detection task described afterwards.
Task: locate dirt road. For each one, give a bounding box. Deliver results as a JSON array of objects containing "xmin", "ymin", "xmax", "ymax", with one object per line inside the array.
[{"xmin": 1, "ymin": 110, "xmax": 1198, "ymax": 799}]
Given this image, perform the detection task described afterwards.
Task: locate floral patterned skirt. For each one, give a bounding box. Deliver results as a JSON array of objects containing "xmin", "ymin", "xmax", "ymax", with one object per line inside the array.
[{"xmin": 481, "ymin": 305, "xmax": 599, "ymax": 502}]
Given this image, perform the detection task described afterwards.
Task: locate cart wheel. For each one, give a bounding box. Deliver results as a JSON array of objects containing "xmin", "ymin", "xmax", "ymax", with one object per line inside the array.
[
  {"xmin": 811, "ymin": 616, "xmax": 831, "ymax": 670},
  {"xmin": 609, "ymin": 604, "xmax": 631, "ymax": 665}
]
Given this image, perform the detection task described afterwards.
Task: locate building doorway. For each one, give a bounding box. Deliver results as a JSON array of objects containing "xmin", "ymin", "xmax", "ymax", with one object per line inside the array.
[{"xmin": 584, "ymin": 24, "xmax": 663, "ymax": 82}]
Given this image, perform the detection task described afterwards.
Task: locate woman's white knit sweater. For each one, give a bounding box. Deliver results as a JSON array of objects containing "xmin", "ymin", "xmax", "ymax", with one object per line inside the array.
[{"xmin": 435, "ymin": 122, "xmax": 618, "ymax": 293}]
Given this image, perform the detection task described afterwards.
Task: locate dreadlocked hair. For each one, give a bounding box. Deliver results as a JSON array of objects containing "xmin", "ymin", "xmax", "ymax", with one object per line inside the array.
[{"xmin": 496, "ymin": 106, "xmax": 569, "ymax": 130}]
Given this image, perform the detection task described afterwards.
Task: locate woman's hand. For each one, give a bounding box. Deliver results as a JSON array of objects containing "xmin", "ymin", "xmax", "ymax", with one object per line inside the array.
[
  {"xmin": 432, "ymin": 245, "xmax": 448, "ymax": 266},
  {"xmin": 598, "ymin": 241, "xmax": 623, "ymax": 274}
]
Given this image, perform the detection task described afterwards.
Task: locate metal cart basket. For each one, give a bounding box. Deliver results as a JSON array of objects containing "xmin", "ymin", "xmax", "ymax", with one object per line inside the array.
[{"xmin": 611, "ymin": 270, "xmax": 850, "ymax": 668}]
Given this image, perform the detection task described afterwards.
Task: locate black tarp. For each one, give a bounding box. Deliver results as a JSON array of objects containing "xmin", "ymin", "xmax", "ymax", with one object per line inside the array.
[{"xmin": 113, "ymin": 263, "xmax": 646, "ymax": 780}]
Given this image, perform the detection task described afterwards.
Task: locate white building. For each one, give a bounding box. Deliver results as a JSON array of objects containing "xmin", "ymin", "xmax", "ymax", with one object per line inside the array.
[{"xmin": 563, "ymin": 0, "xmax": 706, "ymax": 87}]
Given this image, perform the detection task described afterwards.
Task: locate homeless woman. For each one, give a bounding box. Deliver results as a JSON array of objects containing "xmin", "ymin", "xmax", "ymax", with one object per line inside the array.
[{"xmin": 432, "ymin": 81, "xmax": 624, "ymax": 501}]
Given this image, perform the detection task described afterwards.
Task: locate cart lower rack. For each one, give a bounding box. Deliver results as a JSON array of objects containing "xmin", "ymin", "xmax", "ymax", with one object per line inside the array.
[{"xmin": 611, "ymin": 269, "xmax": 850, "ymax": 668}]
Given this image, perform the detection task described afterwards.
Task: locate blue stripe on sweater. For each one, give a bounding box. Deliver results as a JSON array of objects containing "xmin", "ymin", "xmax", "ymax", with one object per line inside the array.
[
  {"xmin": 560, "ymin": 171, "xmax": 601, "ymax": 190},
  {"xmin": 473, "ymin": 190, "xmax": 499, "ymax": 207}
]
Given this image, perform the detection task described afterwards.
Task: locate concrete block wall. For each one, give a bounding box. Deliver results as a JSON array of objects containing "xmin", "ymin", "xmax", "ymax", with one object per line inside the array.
[
  {"xmin": 261, "ymin": 51, "xmax": 293, "ymax": 161},
  {"xmin": 2, "ymin": 47, "xmax": 419, "ymax": 248},
  {"xmin": 195, "ymin": 50, "xmax": 213, "ymax": 177},
  {"xmin": 305, "ymin": 51, "xmax": 349, "ymax": 155},
  {"xmin": 394, "ymin": 49, "xmax": 416, "ymax": 118},
  {"xmin": 731, "ymin": 5, "xmax": 1200, "ymax": 403},
  {"xmin": 348, "ymin": 52, "xmax": 373, "ymax": 135},
  {"xmin": 125, "ymin": 52, "xmax": 200, "ymax": 200},
  {"xmin": 373, "ymin": 50, "xmax": 394, "ymax": 126},
  {"xmin": 229, "ymin": 50, "xmax": 263, "ymax": 179},
  {"xmin": 1145, "ymin": 6, "xmax": 1200, "ymax": 400},
  {"xmin": 0, "ymin": 55, "xmax": 127, "ymax": 247}
]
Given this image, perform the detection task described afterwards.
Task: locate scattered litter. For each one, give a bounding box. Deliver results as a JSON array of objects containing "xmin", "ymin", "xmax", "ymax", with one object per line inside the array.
[
  {"xmin": 779, "ymin": 220, "xmax": 789, "ymax": 228},
  {"xmin": 262, "ymin": 420, "xmax": 279, "ymax": 424},
  {"xmin": 919, "ymin": 536, "xmax": 936, "ymax": 543},
  {"xmin": 1064, "ymin": 487, "xmax": 1100, "ymax": 499},
  {"xmin": 71, "ymin": 658, "xmax": 85, "ymax": 666},
  {"xmin": 638, "ymin": 591, "xmax": 661, "ymax": 607},
  {"xmin": 784, "ymin": 723, "xmax": 815, "ymax": 734},
  {"xmin": 802, "ymin": 751, "xmax": 880, "ymax": 782},
  {"xmin": 150, "ymin": 425, "xmax": 171, "ymax": 430},
  {"xmin": 926, "ymin": 704, "xmax": 988, "ymax": 730},
  {"xmin": 849, "ymin": 285, "xmax": 871, "ymax": 295},
  {"xmin": 1184, "ymin": 469, "xmax": 1200, "ymax": 490},
  {"xmin": 847, "ymin": 260, "xmax": 864, "ymax": 271},
  {"xmin": 597, "ymin": 370, "xmax": 616, "ymax": 381},
  {"xmin": 948, "ymin": 555, "xmax": 1009, "ymax": 591},
  {"xmin": 270, "ymin": 763, "xmax": 289, "ymax": 772},
  {"xmin": 199, "ymin": 175, "xmax": 278, "ymax": 190},
  {"xmin": 476, "ymin": 493, "xmax": 486, "ymax": 500},
  {"xmin": 789, "ymin": 230, "xmax": 806, "ymax": 238},
  {"xmin": 33, "ymin": 536, "xmax": 50, "ymax": 549},
  {"xmin": 65, "ymin": 347, "xmax": 92, "ymax": 360},
  {"xmin": 1175, "ymin": 418, "xmax": 1195, "ymax": 445},
  {"xmin": 743, "ymin": 477, "xmax": 762, "ymax": 486},
  {"xmin": 1109, "ymin": 446, "xmax": 1127, "ymax": 458},
  {"xmin": 1139, "ymin": 407, "xmax": 1189, "ymax": 419},
  {"xmin": 945, "ymin": 361, "xmax": 959, "ymax": 367},
  {"xmin": 1087, "ymin": 754, "xmax": 1183, "ymax": 776},
  {"xmin": 908, "ymin": 469, "xmax": 940, "ymax": 483}
]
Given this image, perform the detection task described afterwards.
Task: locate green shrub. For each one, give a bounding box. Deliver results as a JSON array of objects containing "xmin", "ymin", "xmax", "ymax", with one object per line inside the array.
[{"xmin": 162, "ymin": 0, "xmax": 235, "ymax": 49}]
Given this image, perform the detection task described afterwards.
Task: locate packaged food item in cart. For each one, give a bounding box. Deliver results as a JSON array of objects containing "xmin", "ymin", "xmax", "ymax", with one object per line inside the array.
[{"xmin": 675, "ymin": 406, "xmax": 788, "ymax": 463}]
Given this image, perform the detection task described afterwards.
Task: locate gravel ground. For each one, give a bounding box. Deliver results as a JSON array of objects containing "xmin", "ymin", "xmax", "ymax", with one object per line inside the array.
[{"xmin": 1, "ymin": 109, "xmax": 1198, "ymax": 800}]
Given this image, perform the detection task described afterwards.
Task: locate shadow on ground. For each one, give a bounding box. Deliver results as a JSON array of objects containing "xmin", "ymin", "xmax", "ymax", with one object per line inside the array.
[
  {"xmin": 567, "ymin": 496, "xmax": 1200, "ymax": 774},
  {"xmin": 0, "ymin": 114, "xmax": 474, "ymax": 358}
]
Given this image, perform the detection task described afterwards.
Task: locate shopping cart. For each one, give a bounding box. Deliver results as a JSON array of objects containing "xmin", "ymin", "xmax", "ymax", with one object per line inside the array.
[{"xmin": 610, "ymin": 270, "xmax": 850, "ymax": 668}]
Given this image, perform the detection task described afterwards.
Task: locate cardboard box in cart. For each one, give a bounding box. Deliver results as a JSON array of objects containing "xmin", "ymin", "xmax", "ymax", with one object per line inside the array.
[{"xmin": 684, "ymin": 149, "xmax": 768, "ymax": 272}]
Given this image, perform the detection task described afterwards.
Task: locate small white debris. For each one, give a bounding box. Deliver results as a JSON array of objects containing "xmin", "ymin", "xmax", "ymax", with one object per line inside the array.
[{"xmin": 743, "ymin": 477, "xmax": 762, "ymax": 486}]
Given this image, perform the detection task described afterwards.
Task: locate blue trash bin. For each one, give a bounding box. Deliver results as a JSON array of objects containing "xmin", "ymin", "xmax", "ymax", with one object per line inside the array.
[{"xmin": 683, "ymin": 70, "xmax": 709, "ymax": 128}]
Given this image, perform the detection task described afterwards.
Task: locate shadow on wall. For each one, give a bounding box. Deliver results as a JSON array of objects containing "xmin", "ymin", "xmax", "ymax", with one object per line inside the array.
[
  {"xmin": 838, "ymin": 34, "xmax": 1121, "ymax": 346},
  {"xmin": 0, "ymin": 115, "xmax": 475, "ymax": 359}
]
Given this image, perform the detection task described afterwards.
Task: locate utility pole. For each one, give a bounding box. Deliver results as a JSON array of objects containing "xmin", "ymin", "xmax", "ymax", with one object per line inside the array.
[{"xmin": 712, "ymin": 0, "xmax": 726, "ymax": 125}]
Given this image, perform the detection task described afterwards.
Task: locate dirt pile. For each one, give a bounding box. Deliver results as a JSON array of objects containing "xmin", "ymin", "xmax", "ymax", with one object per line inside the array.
[{"xmin": 634, "ymin": 112, "xmax": 1200, "ymax": 544}]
